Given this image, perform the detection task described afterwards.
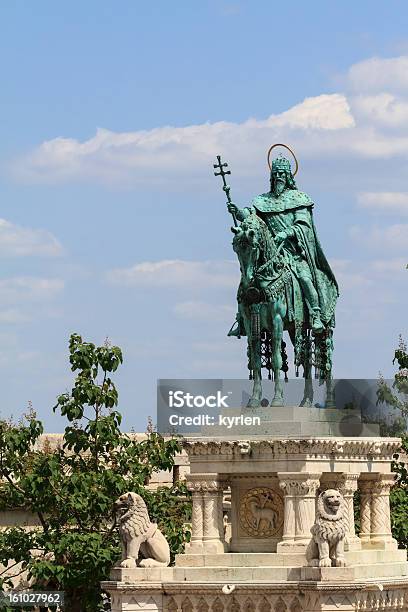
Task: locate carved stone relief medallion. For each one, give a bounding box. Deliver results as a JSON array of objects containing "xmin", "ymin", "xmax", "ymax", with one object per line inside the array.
[{"xmin": 239, "ymin": 487, "xmax": 284, "ymax": 538}]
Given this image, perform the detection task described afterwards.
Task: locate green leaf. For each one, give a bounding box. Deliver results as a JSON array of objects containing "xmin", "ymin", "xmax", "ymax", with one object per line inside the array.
[{"xmin": 0, "ymin": 332, "xmax": 190, "ymax": 611}]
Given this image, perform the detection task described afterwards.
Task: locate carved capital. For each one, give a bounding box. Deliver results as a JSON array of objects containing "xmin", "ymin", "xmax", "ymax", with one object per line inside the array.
[
  {"xmin": 187, "ymin": 474, "xmax": 226, "ymax": 493},
  {"xmin": 278, "ymin": 473, "xmax": 321, "ymax": 496},
  {"xmin": 338, "ymin": 473, "xmax": 360, "ymax": 496},
  {"xmin": 359, "ymin": 473, "xmax": 396, "ymax": 497},
  {"xmin": 372, "ymin": 473, "xmax": 396, "ymax": 495}
]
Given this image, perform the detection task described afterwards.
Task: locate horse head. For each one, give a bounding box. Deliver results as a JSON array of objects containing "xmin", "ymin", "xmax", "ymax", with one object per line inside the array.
[
  {"xmin": 232, "ymin": 212, "xmax": 274, "ymax": 303},
  {"xmin": 232, "ymin": 213, "xmax": 263, "ymax": 285}
]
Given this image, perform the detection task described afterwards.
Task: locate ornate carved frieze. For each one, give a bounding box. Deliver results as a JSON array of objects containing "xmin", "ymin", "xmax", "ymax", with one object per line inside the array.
[
  {"xmin": 183, "ymin": 438, "xmax": 400, "ymax": 460},
  {"xmin": 160, "ymin": 588, "xmax": 408, "ymax": 612}
]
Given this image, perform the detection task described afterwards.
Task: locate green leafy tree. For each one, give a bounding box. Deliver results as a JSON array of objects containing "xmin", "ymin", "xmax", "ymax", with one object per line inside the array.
[
  {"xmin": 390, "ymin": 437, "xmax": 408, "ymax": 549},
  {"xmin": 377, "ymin": 336, "xmax": 408, "ymax": 548},
  {"xmin": 377, "ymin": 336, "xmax": 408, "ymax": 420},
  {"xmin": 0, "ymin": 334, "xmax": 191, "ymax": 612}
]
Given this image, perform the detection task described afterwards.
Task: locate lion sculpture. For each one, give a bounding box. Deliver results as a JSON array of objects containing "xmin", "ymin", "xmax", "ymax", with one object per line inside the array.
[
  {"xmin": 306, "ymin": 489, "xmax": 348, "ymax": 568},
  {"xmin": 114, "ymin": 492, "xmax": 170, "ymax": 568}
]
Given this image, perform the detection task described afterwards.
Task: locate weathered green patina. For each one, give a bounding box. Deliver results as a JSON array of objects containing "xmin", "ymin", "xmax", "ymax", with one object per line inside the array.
[{"xmin": 215, "ymin": 147, "xmax": 339, "ymax": 407}]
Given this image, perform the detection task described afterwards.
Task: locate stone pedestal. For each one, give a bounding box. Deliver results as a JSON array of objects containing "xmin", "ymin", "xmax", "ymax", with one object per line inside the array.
[
  {"xmin": 201, "ymin": 406, "xmax": 380, "ymax": 437},
  {"xmin": 102, "ymin": 437, "xmax": 408, "ymax": 612}
]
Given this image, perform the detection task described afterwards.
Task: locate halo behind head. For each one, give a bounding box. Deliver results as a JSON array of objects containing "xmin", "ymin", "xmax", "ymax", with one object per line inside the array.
[{"xmin": 267, "ymin": 143, "xmax": 299, "ymax": 176}]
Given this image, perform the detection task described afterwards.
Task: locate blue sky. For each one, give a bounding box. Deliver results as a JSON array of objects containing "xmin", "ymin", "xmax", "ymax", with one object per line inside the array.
[{"xmin": 0, "ymin": 1, "xmax": 407, "ymax": 431}]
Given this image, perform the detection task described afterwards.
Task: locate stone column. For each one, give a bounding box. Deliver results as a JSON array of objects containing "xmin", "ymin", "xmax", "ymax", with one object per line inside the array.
[
  {"xmin": 279, "ymin": 480, "xmax": 296, "ymax": 546},
  {"xmin": 185, "ymin": 474, "xmax": 226, "ymax": 554},
  {"xmin": 185, "ymin": 474, "xmax": 205, "ymax": 552},
  {"xmin": 277, "ymin": 472, "xmax": 321, "ymax": 551},
  {"xmin": 359, "ymin": 478, "xmax": 372, "ymax": 545},
  {"xmin": 359, "ymin": 473, "xmax": 397, "ymax": 550},
  {"xmin": 339, "ymin": 473, "xmax": 361, "ymax": 551},
  {"xmin": 370, "ymin": 473, "xmax": 397, "ymax": 550}
]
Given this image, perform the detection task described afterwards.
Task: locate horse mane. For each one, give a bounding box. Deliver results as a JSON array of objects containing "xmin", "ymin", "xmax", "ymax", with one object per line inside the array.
[{"xmin": 241, "ymin": 213, "xmax": 275, "ymax": 266}]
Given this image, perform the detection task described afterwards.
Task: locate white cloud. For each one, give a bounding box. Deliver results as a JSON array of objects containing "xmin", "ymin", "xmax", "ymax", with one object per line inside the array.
[
  {"xmin": 0, "ymin": 218, "xmax": 63, "ymax": 257},
  {"xmin": 347, "ymin": 56, "xmax": 408, "ymax": 92},
  {"xmin": 0, "ymin": 332, "xmax": 42, "ymax": 368},
  {"xmin": 8, "ymin": 53, "xmax": 408, "ymax": 195},
  {"xmin": 11, "ymin": 94, "xmax": 354, "ymax": 185},
  {"xmin": 174, "ymin": 301, "xmax": 235, "ymax": 321},
  {"xmin": 330, "ymin": 259, "xmax": 372, "ymax": 290},
  {"xmin": 352, "ymin": 93, "xmax": 408, "ymax": 127},
  {"xmin": 0, "ymin": 277, "xmax": 64, "ymax": 305},
  {"xmin": 327, "ymin": 257, "xmax": 405, "ymax": 346},
  {"xmin": 357, "ymin": 192, "xmax": 408, "ymax": 214},
  {"xmin": 106, "ymin": 260, "xmax": 238, "ymax": 289},
  {"xmin": 347, "ymin": 129, "xmax": 408, "ymax": 158},
  {"xmin": 9, "ymin": 69, "xmax": 408, "ymax": 188},
  {"xmin": 349, "ymin": 224, "xmax": 408, "ymax": 251},
  {"xmin": 265, "ymin": 94, "xmax": 354, "ymax": 130}
]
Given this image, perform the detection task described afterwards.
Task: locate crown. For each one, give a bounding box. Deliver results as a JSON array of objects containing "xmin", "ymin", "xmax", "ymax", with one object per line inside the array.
[{"xmin": 271, "ymin": 155, "xmax": 291, "ymax": 173}]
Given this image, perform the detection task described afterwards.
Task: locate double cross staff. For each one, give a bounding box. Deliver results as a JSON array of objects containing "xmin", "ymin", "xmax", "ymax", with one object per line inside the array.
[{"xmin": 213, "ymin": 155, "xmax": 238, "ymax": 227}]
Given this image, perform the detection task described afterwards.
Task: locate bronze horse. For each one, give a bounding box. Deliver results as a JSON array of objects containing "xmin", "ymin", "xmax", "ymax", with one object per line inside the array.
[{"xmin": 230, "ymin": 211, "xmax": 334, "ymax": 408}]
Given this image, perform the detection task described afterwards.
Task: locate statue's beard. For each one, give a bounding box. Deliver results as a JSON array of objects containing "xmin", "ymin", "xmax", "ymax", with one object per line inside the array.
[{"xmin": 273, "ymin": 180, "xmax": 286, "ymax": 196}]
